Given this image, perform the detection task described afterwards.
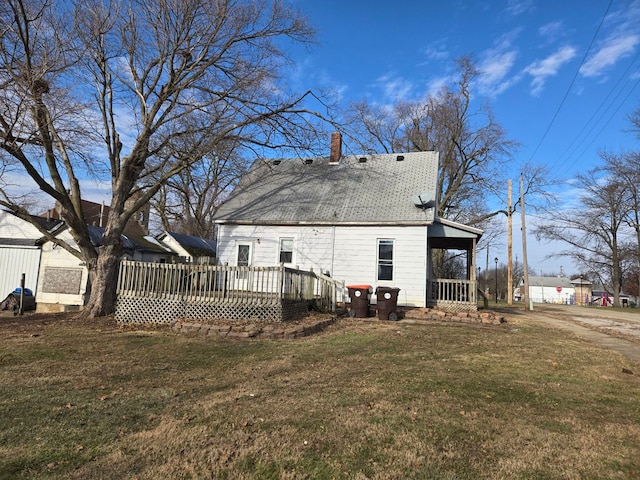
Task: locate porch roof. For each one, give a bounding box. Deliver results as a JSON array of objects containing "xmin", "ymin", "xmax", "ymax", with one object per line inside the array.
[{"xmin": 428, "ymin": 218, "xmax": 483, "ymax": 249}]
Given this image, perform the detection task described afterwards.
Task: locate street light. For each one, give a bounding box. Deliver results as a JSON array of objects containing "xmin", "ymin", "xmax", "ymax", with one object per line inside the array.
[{"xmin": 494, "ymin": 257, "xmax": 499, "ymax": 304}]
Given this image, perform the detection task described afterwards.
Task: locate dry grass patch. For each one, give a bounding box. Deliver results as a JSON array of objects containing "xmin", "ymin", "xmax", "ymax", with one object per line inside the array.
[{"xmin": 1, "ymin": 313, "xmax": 640, "ymax": 479}]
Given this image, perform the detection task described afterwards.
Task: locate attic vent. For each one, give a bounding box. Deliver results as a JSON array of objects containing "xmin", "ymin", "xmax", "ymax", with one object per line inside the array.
[
  {"xmin": 396, "ymin": 155, "xmax": 405, "ymax": 161},
  {"xmin": 272, "ymin": 160, "xmax": 281, "ymax": 165},
  {"xmin": 304, "ymin": 159, "xmax": 313, "ymax": 165},
  {"xmin": 358, "ymin": 157, "xmax": 367, "ymax": 163}
]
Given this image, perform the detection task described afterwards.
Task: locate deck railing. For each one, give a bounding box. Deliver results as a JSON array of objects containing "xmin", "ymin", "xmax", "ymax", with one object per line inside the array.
[
  {"xmin": 429, "ymin": 278, "xmax": 477, "ymax": 305},
  {"xmin": 116, "ymin": 260, "xmax": 346, "ymax": 312}
]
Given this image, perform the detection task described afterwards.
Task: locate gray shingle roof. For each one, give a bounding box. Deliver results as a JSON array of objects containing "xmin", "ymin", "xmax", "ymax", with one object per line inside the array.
[
  {"xmin": 214, "ymin": 152, "xmax": 439, "ymax": 225},
  {"xmin": 86, "ymin": 225, "xmax": 170, "ymax": 254},
  {"xmin": 527, "ymin": 276, "xmax": 574, "ymax": 288},
  {"xmin": 162, "ymin": 231, "xmax": 216, "ymax": 257}
]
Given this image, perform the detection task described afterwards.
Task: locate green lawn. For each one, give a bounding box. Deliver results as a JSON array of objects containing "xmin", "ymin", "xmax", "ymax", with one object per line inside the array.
[{"xmin": 1, "ymin": 313, "xmax": 639, "ymax": 479}]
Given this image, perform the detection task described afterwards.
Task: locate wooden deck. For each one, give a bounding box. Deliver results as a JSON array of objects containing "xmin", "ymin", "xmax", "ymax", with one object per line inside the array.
[{"xmin": 115, "ymin": 261, "xmax": 346, "ymax": 324}]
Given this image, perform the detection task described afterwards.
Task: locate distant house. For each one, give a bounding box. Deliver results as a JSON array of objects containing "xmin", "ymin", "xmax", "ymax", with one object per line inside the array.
[
  {"xmin": 42, "ymin": 194, "xmax": 151, "ymax": 237},
  {"xmin": 2, "ymin": 204, "xmax": 218, "ymax": 312},
  {"xmin": 36, "ymin": 225, "xmax": 175, "ymax": 312},
  {"xmin": 0, "ymin": 210, "xmax": 64, "ymax": 298},
  {"xmin": 157, "ymin": 231, "xmax": 217, "ymax": 264},
  {"xmin": 518, "ymin": 276, "xmax": 576, "ymax": 304},
  {"xmin": 214, "ymin": 133, "xmax": 483, "ymax": 311}
]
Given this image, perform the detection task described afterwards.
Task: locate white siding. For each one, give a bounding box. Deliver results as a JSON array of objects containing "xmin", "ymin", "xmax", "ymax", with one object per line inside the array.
[
  {"xmin": 332, "ymin": 226, "xmax": 427, "ymax": 307},
  {"xmin": 0, "ymin": 246, "xmax": 41, "ymax": 297},
  {"xmin": 216, "ymin": 224, "xmax": 428, "ymax": 307},
  {"xmin": 216, "ymin": 225, "xmax": 335, "ymax": 273},
  {"xmin": 529, "ymin": 285, "xmax": 575, "ymax": 304},
  {"xmin": 0, "ymin": 211, "xmax": 44, "ymax": 238},
  {"xmin": 36, "ymin": 230, "xmax": 89, "ymax": 307}
]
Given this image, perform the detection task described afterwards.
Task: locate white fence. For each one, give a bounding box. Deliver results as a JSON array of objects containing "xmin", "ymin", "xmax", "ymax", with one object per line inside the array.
[
  {"xmin": 115, "ymin": 260, "xmax": 346, "ymax": 323},
  {"xmin": 428, "ymin": 279, "xmax": 478, "ymax": 312}
]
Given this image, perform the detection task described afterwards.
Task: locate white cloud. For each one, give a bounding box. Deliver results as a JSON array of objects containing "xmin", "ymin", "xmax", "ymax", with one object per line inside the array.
[
  {"xmin": 374, "ymin": 73, "xmax": 414, "ymax": 101},
  {"xmin": 505, "ymin": 0, "xmax": 535, "ymax": 17},
  {"xmin": 476, "ymin": 31, "xmax": 522, "ymax": 97},
  {"xmin": 423, "ymin": 39, "xmax": 449, "ymax": 61},
  {"xmin": 525, "ymin": 45, "xmax": 577, "ymax": 96},
  {"xmin": 580, "ymin": 34, "xmax": 640, "ymax": 77},
  {"xmin": 579, "ymin": 0, "xmax": 640, "ymax": 78},
  {"xmin": 538, "ymin": 21, "xmax": 564, "ymax": 44},
  {"xmin": 478, "ymin": 50, "xmax": 519, "ymax": 96},
  {"xmin": 425, "ymin": 75, "xmax": 453, "ymax": 97}
]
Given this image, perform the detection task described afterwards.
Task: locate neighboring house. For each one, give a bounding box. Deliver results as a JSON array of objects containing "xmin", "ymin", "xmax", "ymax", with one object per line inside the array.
[
  {"xmin": 36, "ymin": 225, "xmax": 174, "ymax": 312},
  {"xmin": 214, "ymin": 134, "xmax": 483, "ymax": 311},
  {"xmin": 0, "ymin": 210, "xmax": 63, "ymax": 298},
  {"xmin": 42, "ymin": 193, "xmax": 151, "ymax": 237},
  {"xmin": 157, "ymin": 231, "xmax": 217, "ymax": 264},
  {"xmin": 518, "ymin": 276, "xmax": 576, "ymax": 304}
]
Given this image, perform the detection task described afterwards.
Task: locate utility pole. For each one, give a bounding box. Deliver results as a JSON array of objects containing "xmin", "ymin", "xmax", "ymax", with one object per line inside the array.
[
  {"xmin": 520, "ymin": 173, "xmax": 531, "ymax": 310},
  {"xmin": 507, "ymin": 179, "xmax": 513, "ymax": 306},
  {"xmin": 485, "ymin": 245, "xmax": 489, "ymax": 295}
]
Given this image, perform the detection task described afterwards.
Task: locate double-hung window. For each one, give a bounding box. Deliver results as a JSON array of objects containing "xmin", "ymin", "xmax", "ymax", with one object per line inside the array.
[
  {"xmin": 279, "ymin": 238, "xmax": 294, "ymax": 264},
  {"xmin": 377, "ymin": 239, "xmax": 394, "ymax": 281}
]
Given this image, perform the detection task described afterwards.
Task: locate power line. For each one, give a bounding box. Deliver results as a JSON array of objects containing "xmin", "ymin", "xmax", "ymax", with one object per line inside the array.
[
  {"xmin": 526, "ymin": 0, "xmax": 614, "ymax": 164},
  {"xmin": 573, "ymin": 72, "xmax": 640, "ymax": 161},
  {"xmin": 556, "ymin": 48, "xmax": 640, "ymax": 173}
]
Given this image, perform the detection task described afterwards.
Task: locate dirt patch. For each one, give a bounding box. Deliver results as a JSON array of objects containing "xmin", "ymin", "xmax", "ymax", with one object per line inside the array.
[
  {"xmin": 531, "ymin": 305, "xmax": 640, "ymax": 344},
  {"xmin": 172, "ymin": 314, "xmax": 339, "ymax": 339},
  {"xmin": 0, "ymin": 311, "xmax": 117, "ymax": 335}
]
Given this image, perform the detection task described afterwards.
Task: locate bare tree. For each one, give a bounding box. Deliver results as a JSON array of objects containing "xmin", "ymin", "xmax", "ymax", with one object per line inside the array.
[
  {"xmin": 345, "ymin": 57, "xmax": 519, "ymax": 224},
  {"xmin": 605, "ymin": 150, "xmax": 640, "ymax": 302},
  {"xmin": 153, "ymin": 139, "xmax": 247, "ymax": 238},
  {"xmin": 534, "ymin": 163, "xmax": 634, "ymax": 307},
  {"xmin": 0, "ymin": 0, "xmax": 328, "ymax": 317}
]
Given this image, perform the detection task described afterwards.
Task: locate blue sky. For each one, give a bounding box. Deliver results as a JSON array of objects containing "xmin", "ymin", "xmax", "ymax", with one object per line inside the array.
[
  {"xmin": 290, "ymin": 0, "xmax": 640, "ymax": 274},
  {"xmin": 9, "ymin": 0, "xmax": 638, "ymax": 275},
  {"xmin": 294, "ymin": 0, "xmax": 639, "ymax": 174}
]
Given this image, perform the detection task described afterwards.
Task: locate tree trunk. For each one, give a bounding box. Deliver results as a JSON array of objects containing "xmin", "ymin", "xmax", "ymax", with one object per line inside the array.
[{"xmin": 83, "ymin": 243, "xmax": 122, "ymax": 318}]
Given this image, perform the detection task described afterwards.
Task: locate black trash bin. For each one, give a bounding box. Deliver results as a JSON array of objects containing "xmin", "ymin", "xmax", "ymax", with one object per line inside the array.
[
  {"xmin": 347, "ymin": 285, "xmax": 372, "ymax": 318},
  {"xmin": 376, "ymin": 287, "xmax": 401, "ymax": 321}
]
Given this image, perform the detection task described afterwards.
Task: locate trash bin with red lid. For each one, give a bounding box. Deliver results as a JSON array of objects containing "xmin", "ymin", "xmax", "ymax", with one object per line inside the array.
[
  {"xmin": 375, "ymin": 286, "xmax": 401, "ymax": 320},
  {"xmin": 347, "ymin": 285, "xmax": 372, "ymax": 318}
]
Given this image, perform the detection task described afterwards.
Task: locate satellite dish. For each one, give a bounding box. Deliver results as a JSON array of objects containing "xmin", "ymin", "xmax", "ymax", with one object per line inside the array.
[{"xmin": 412, "ymin": 192, "xmax": 435, "ymax": 209}]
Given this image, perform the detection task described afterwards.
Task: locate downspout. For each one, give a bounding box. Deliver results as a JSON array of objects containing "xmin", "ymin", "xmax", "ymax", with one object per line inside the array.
[
  {"xmin": 425, "ymin": 226, "xmax": 430, "ymax": 308},
  {"xmin": 331, "ymin": 225, "xmax": 336, "ymax": 277}
]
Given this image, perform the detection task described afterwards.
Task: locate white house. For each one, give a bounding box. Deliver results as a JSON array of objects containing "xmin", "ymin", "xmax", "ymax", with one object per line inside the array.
[
  {"xmin": 214, "ymin": 135, "xmax": 483, "ymax": 311},
  {"xmin": 518, "ymin": 276, "xmax": 576, "ymax": 304},
  {"xmin": 36, "ymin": 225, "xmax": 174, "ymax": 312},
  {"xmin": 0, "ymin": 210, "xmax": 63, "ymax": 299},
  {"xmin": 157, "ymin": 231, "xmax": 216, "ymax": 263}
]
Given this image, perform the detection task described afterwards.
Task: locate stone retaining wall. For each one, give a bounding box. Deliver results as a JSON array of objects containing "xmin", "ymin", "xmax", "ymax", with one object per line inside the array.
[{"xmin": 403, "ymin": 307, "xmax": 506, "ymax": 325}]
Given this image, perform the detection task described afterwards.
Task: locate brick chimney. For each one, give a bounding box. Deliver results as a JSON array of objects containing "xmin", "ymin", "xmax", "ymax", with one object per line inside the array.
[{"xmin": 329, "ymin": 131, "xmax": 342, "ymax": 164}]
